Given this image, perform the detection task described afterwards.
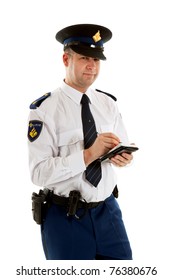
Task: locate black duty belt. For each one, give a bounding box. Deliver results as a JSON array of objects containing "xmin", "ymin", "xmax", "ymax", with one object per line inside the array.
[
  {"xmin": 51, "ymin": 193, "xmax": 103, "ymax": 208},
  {"xmin": 49, "ymin": 190, "xmax": 104, "ymax": 219},
  {"xmin": 32, "ymin": 186, "xmax": 118, "ymax": 224}
]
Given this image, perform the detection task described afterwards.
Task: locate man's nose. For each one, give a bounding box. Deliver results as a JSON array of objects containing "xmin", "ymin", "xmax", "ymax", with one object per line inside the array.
[{"xmin": 87, "ymin": 59, "xmax": 96, "ymax": 68}]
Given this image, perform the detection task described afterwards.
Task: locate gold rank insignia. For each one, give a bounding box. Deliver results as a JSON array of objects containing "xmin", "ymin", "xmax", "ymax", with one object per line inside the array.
[
  {"xmin": 30, "ymin": 92, "xmax": 51, "ymax": 109},
  {"xmin": 28, "ymin": 120, "xmax": 43, "ymax": 142},
  {"xmin": 92, "ymin": 30, "xmax": 101, "ymax": 42}
]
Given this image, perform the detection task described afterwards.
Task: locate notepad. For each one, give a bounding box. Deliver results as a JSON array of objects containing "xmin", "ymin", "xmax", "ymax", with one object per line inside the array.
[{"xmin": 100, "ymin": 143, "xmax": 139, "ymax": 162}]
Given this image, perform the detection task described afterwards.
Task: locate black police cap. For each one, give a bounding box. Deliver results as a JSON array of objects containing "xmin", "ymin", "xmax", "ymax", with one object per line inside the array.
[{"xmin": 55, "ymin": 24, "xmax": 112, "ymax": 60}]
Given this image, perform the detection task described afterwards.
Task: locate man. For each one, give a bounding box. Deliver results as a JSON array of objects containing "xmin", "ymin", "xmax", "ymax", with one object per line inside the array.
[{"xmin": 28, "ymin": 24, "xmax": 133, "ymax": 260}]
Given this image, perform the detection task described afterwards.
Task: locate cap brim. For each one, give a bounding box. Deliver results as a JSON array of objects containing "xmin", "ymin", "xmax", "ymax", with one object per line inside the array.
[{"xmin": 70, "ymin": 45, "xmax": 106, "ymax": 60}]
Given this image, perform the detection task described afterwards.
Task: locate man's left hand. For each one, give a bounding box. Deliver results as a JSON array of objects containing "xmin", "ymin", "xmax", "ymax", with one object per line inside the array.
[{"xmin": 110, "ymin": 152, "xmax": 133, "ymax": 167}]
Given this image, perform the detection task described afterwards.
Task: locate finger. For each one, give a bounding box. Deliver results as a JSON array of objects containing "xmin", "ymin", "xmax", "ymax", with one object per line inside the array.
[
  {"xmin": 110, "ymin": 157, "xmax": 125, "ymax": 167},
  {"xmin": 103, "ymin": 135, "xmax": 120, "ymax": 146},
  {"xmin": 98, "ymin": 134, "xmax": 120, "ymax": 148},
  {"xmin": 111, "ymin": 154, "xmax": 130, "ymax": 165},
  {"xmin": 101, "ymin": 132, "xmax": 120, "ymax": 142},
  {"xmin": 104, "ymin": 138, "xmax": 120, "ymax": 148},
  {"xmin": 121, "ymin": 153, "xmax": 133, "ymax": 161},
  {"xmin": 117, "ymin": 154, "xmax": 131, "ymax": 163}
]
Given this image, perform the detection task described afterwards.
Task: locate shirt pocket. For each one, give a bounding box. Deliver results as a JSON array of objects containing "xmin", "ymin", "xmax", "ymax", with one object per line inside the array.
[{"xmin": 58, "ymin": 129, "xmax": 84, "ymax": 157}]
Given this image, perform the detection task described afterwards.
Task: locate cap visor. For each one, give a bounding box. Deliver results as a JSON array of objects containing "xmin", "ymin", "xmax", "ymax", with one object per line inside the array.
[{"xmin": 70, "ymin": 45, "xmax": 106, "ymax": 60}]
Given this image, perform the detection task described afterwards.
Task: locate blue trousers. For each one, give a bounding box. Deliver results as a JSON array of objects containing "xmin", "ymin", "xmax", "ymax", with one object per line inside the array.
[{"xmin": 41, "ymin": 194, "xmax": 132, "ymax": 260}]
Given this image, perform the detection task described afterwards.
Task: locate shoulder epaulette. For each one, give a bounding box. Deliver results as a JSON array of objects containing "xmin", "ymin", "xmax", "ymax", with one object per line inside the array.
[
  {"xmin": 96, "ymin": 89, "xmax": 117, "ymax": 102},
  {"xmin": 30, "ymin": 92, "xmax": 51, "ymax": 109}
]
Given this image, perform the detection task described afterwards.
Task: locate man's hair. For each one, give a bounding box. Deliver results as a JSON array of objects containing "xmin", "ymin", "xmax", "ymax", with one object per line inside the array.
[{"xmin": 64, "ymin": 46, "xmax": 73, "ymax": 53}]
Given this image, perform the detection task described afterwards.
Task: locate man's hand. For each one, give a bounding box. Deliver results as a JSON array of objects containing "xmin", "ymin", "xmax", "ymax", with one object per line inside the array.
[
  {"xmin": 84, "ymin": 132, "xmax": 120, "ymax": 166},
  {"xmin": 110, "ymin": 152, "xmax": 133, "ymax": 167}
]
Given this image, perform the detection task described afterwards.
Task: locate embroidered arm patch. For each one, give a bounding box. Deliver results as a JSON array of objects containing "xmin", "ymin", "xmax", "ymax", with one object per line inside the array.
[{"xmin": 28, "ymin": 120, "xmax": 43, "ymax": 142}]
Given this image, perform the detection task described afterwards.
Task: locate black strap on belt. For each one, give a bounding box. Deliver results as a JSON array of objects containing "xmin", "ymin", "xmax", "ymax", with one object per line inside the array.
[{"xmin": 49, "ymin": 190, "xmax": 103, "ymax": 219}]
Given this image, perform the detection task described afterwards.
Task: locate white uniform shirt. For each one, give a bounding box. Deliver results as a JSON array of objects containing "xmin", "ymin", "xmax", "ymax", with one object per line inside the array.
[{"xmin": 28, "ymin": 81, "xmax": 129, "ymax": 202}]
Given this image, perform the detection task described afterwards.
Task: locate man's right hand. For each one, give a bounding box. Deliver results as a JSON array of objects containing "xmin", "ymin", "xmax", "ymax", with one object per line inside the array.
[{"xmin": 84, "ymin": 132, "xmax": 120, "ymax": 166}]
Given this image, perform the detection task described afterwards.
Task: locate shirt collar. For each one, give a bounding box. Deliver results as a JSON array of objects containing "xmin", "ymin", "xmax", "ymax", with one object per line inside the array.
[
  {"xmin": 61, "ymin": 80, "xmax": 94, "ymax": 105},
  {"xmin": 85, "ymin": 88, "xmax": 94, "ymax": 104},
  {"xmin": 61, "ymin": 81, "xmax": 83, "ymax": 105}
]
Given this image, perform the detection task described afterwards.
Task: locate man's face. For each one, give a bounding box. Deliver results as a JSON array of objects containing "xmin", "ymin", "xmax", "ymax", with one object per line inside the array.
[{"xmin": 63, "ymin": 51, "xmax": 100, "ymax": 92}]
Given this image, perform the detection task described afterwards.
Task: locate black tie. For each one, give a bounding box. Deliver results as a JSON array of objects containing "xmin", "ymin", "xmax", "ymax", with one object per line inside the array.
[{"xmin": 81, "ymin": 94, "xmax": 102, "ymax": 187}]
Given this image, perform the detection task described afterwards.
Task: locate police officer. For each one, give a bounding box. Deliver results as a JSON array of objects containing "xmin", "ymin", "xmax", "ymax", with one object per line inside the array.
[{"xmin": 28, "ymin": 23, "xmax": 133, "ymax": 260}]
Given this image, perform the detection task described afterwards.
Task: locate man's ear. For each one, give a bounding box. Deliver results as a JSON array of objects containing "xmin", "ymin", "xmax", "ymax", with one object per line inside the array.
[{"xmin": 63, "ymin": 53, "xmax": 69, "ymax": 66}]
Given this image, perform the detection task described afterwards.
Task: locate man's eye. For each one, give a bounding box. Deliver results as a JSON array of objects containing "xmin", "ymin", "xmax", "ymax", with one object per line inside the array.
[{"xmin": 80, "ymin": 56, "xmax": 99, "ymax": 62}]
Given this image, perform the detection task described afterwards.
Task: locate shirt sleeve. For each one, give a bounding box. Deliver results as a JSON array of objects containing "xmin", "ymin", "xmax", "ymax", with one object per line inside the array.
[
  {"xmin": 114, "ymin": 108, "xmax": 130, "ymax": 145},
  {"xmin": 27, "ymin": 109, "xmax": 86, "ymax": 187},
  {"xmin": 113, "ymin": 107, "xmax": 134, "ymax": 166}
]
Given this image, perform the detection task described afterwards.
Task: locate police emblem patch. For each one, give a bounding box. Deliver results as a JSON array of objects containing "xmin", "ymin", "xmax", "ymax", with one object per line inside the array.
[{"xmin": 28, "ymin": 120, "xmax": 43, "ymax": 142}]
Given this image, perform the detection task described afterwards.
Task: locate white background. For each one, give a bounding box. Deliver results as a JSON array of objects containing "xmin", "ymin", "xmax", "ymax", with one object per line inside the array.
[{"xmin": 1, "ymin": 0, "xmax": 173, "ymax": 278}]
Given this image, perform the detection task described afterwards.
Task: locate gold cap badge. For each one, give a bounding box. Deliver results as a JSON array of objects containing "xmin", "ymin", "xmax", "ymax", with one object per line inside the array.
[{"xmin": 92, "ymin": 31, "xmax": 101, "ymax": 43}]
